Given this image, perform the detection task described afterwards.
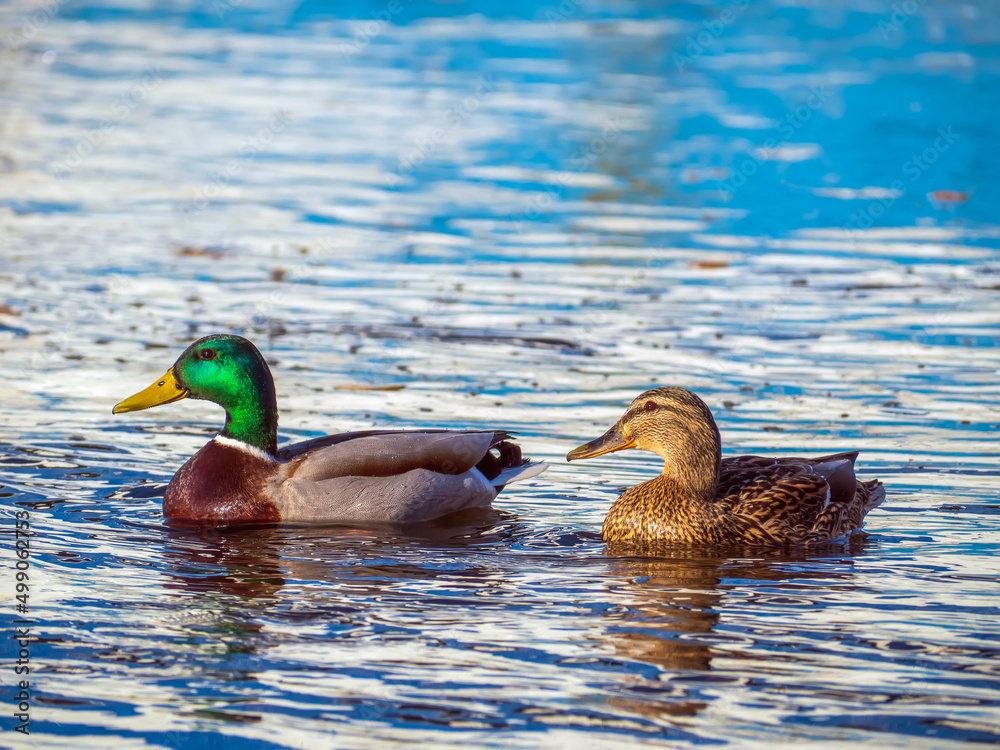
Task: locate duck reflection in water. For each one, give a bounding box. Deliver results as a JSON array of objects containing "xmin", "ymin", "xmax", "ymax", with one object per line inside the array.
[
  {"xmin": 152, "ymin": 509, "xmax": 870, "ymax": 731},
  {"xmin": 597, "ymin": 543, "xmax": 867, "ymax": 723},
  {"xmin": 153, "ymin": 507, "xmax": 525, "ymax": 684},
  {"xmin": 159, "ymin": 507, "xmax": 519, "ymax": 600}
]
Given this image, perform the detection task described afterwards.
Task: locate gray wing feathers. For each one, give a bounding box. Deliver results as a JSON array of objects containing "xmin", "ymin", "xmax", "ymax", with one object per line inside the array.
[
  {"xmin": 288, "ymin": 431, "xmax": 499, "ymax": 482},
  {"xmin": 267, "ymin": 429, "xmax": 547, "ymax": 524},
  {"xmin": 277, "ymin": 468, "xmax": 497, "ymax": 523}
]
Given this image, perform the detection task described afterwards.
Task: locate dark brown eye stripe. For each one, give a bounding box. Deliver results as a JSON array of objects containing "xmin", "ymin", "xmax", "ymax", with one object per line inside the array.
[
  {"xmin": 624, "ymin": 406, "xmax": 648, "ymax": 423},
  {"xmin": 622, "ymin": 401, "xmax": 677, "ymax": 424}
]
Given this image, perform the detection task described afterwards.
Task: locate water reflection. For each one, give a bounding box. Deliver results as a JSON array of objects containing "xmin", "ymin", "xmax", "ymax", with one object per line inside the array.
[
  {"xmin": 2, "ymin": 0, "xmax": 999, "ymax": 743},
  {"xmin": 600, "ymin": 547, "xmax": 865, "ymax": 724},
  {"xmin": 159, "ymin": 510, "xmax": 521, "ymax": 600},
  {"xmin": 154, "ymin": 524, "xmax": 874, "ymax": 734},
  {"xmin": 162, "ymin": 527, "xmax": 288, "ymax": 599}
]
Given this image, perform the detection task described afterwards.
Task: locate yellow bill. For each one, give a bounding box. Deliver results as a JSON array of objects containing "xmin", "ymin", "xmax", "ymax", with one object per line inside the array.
[
  {"xmin": 566, "ymin": 422, "xmax": 636, "ymax": 461},
  {"xmin": 113, "ymin": 369, "xmax": 188, "ymax": 413}
]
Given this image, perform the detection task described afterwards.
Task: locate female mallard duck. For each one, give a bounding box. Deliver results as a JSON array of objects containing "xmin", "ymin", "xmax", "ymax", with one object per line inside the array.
[
  {"xmin": 113, "ymin": 334, "xmax": 546, "ymax": 526},
  {"xmin": 567, "ymin": 387, "xmax": 884, "ymax": 547}
]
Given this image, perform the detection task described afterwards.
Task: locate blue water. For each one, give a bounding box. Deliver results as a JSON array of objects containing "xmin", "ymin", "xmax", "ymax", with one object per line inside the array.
[{"xmin": 1, "ymin": 0, "xmax": 999, "ymax": 747}]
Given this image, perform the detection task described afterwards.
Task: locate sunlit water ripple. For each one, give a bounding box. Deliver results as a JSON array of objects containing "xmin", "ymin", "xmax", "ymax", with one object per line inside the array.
[{"xmin": 1, "ymin": 0, "xmax": 998, "ymax": 747}]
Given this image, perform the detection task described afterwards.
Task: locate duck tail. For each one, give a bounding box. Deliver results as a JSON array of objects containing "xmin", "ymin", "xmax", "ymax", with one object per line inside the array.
[
  {"xmin": 493, "ymin": 461, "xmax": 548, "ymax": 489},
  {"xmin": 862, "ymin": 479, "xmax": 886, "ymax": 513},
  {"xmin": 807, "ymin": 474, "xmax": 884, "ymax": 543},
  {"xmin": 476, "ymin": 439, "xmax": 548, "ymax": 489}
]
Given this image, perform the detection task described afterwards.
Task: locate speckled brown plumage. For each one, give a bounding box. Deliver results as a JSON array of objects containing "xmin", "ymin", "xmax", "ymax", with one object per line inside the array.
[{"xmin": 568, "ymin": 387, "xmax": 885, "ymax": 549}]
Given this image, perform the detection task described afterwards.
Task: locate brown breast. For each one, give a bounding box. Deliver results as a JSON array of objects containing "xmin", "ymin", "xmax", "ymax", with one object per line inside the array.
[{"xmin": 163, "ymin": 438, "xmax": 282, "ymax": 526}]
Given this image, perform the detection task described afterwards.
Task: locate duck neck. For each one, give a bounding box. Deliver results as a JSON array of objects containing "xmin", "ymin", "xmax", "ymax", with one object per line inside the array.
[
  {"xmin": 220, "ymin": 388, "xmax": 278, "ymax": 456},
  {"xmin": 656, "ymin": 421, "xmax": 721, "ymax": 504},
  {"xmin": 656, "ymin": 463, "xmax": 718, "ymax": 505}
]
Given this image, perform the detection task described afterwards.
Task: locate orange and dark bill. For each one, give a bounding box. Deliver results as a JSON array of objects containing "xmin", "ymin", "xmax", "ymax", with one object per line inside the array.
[
  {"xmin": 566, "ymin": 422, "xmax": 636, "ymax": 461},
  {"xmin": 112, "ymin": 369, "xmax": 188, "ymax": 414}
]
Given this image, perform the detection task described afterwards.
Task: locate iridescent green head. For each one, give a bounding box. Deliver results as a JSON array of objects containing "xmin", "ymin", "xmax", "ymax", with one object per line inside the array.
[{"xmin": 113, "ymin": 334, "xmax": 278, "ymax": 455}]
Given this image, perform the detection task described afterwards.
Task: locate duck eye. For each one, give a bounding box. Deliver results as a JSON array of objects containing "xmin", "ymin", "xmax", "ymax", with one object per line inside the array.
[
  {"xmin": 199, "ymin": 348, "xmax": 217, "ymax": 361},
  {"xmin": 643, "ymin": 400, "xmax": 657, "ymax": 412}
]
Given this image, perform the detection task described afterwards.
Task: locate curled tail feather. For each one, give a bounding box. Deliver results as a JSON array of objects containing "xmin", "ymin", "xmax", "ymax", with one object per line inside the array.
[{"xmin": 476, "ymin": 439, "xmax": 548, "ymax": 490}]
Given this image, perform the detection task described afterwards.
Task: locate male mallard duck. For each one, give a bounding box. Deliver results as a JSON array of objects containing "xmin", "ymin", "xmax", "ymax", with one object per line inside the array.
[
  {"xmin": 567, "ymin": 387, "xmax": 884, "ymax": 547},
  {"xmin": 113, "ymin": 334, "xmax": 547, "ymax": 526}
]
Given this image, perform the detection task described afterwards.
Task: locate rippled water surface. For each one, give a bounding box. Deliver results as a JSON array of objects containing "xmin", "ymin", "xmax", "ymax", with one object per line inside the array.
[{"xmin": 2, "ymin": 0, "xmax": 999, "ymax": 747}]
